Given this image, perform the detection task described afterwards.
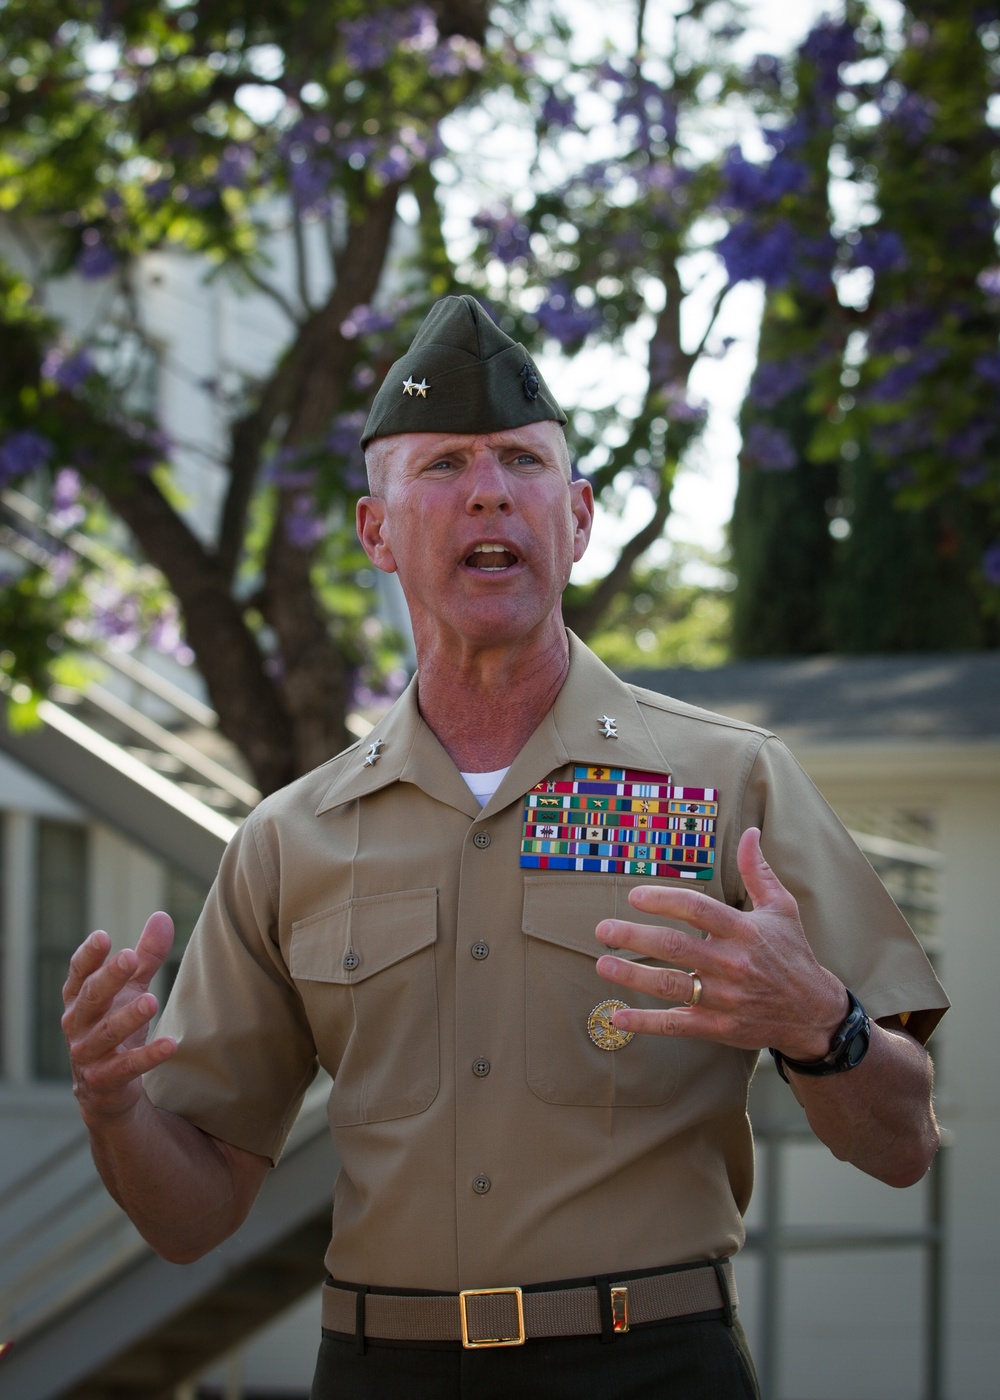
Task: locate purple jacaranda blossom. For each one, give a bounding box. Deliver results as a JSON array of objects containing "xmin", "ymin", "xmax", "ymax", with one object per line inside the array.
[
  {"xmin": 533, "ymin": 284, "xmax": 601, "ymax": 347},
  {"xmin": 217, "ymin": 143, "xmax": 254, "ymax": 189},
  {"xmin": 41, "ymin": 345, "xmax": 96, "ymax": 391},
  {"xmin": 976, "ymin": 267, "xmax": 1000, "ymax": 298},
  {"xmin": 959, "ymin": 463, "xmax": 990, "ymax": 488},
  {"xmin": 147, "ymin": 603, "xmax": 194, "ymax": 664},
  {"xmin": 949, "ymin": 420, "xmax": 993, "ymax": 460},
  {"xmin": 881, "ymin": 89, "xmax": 937, "ymax": 143},
  {"xmin": 186, "ymin": 186, "xmax": 217, "ymax": 208},
  {"xmin": 720, "ymin": 148, "xmax": 808, "ymax": 210},
  {"xmin": 336, "ymin": 136, "xmax": 377, "ymax": 170},
  {"xmin": 763, "ymin": 113, "xmax": 812, "ymax": 157},
  {"xmin": 427, "ymin": 36, "xmax": 483, "ymax": 77},
  {"xmin": 660, "ymin": 383, "xmax": 708, "ymax": 426},
  {"xmin": 794, "ymin": 233, "xmax": 837, "ymax": 297},
  {"xmin": 717, "ymin": 219, "xmax": 797, "ymax": 287},
  {"xmin": 746, "ymin": 53, "xmax": 782, "ymax": 92},
  {"xmin": 340, "ymin": 305, "xmax": 397, "ymax": 340},
  {"xmin": 868, "ymin": 305, "xmax": 936, "ymax": 355},
  {"xmin": 352, "ymin": 363, "xmax": 377, "ymax": 392},
  {"xmin": 50, "ymin": 549, "xmax": 76, "ymax": 588},
  {"xmin": 973, "ymin": 351, "xmax": 1000, "ymax": 388},
  {"xmin": 145, "ymin": 177, "xmax": 171, "ymax": 205},
  {"xmin": 749, "ymin": 359, "xmax": 806, "ymax": 409},
  {"xmin": 288, "ymin": 153, "xmax": 335, "ymax": 212},
  {"xmin": 472, "ymin": 207, "xmax": 533, "ymax": 266},
  {"xmin": 870, "ymin": 419, "xmax": 926, "ymax": 459},
  {"xmin": 285, "ymin": 494, "xmax": 326, "ymax": 550},
  {"xmin": 76, "ymin": 232, "xmax": 118, "ymax": 279},
  {"xmin": 799, "ymin": 19, "xmax": 859, "ymax": 102},
  {"xmin": 51, "ymin": 469, "xmax": 86, "ymax": 531},
  {"xmin": 342, "ymin": 6, "xmax": 437, "ymax": 72},
  {"xmin": 867, "ymin": 347, "xmax": 946, "ymax": 403},
  {"xmin": 89, "ymin": 589, "xmax": 144, "ymax": 651},
  {"xmin": 264, "ymin": 446, "xmax": 313, "ymax": 489},
  {"xmin": 541, "ymin": 89, "xmax": 576, "ymax": 128},
  {"xmin": 372, "ymin": 145, "xmax": 412, "ymax": 183},
  {"xmin": 327, "ymin": 410, "xmax": 368, "ymax": 463},
  {"xmin": 742, "ymin": 422, "xmax": 797, "ymax": 472},
  {"xmin": 0, "ymin": 430, "xmax": 55, "ymax": 485},
  {"xmin": 614, "ymin": 78, "xmax": 677, "ymax": 150},
  {"xmin": 851, "ymin": 229, "xmax": 908, "ymax": 275},
  {"xmin": 983, "ymin": 543, "xmax": 1000, "ymax": 587},
  {"xmin": 351, "ymin": 664, "xmax": 409, "ymax": 713}
]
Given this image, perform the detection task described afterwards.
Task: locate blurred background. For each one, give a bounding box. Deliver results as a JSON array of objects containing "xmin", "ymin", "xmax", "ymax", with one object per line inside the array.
[{"xmin": 0, "ymin": 1, "xmax": 997, "ymax": 1397}]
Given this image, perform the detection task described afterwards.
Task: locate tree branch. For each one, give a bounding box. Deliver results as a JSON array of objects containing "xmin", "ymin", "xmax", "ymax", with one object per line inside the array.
[
  {"xmin": 239, "ymin": 262, "xmax": 303, "ymax": 326},
  {"xmin": 563, "ymin": 483, "xmax": 675, "ymax": 638}
]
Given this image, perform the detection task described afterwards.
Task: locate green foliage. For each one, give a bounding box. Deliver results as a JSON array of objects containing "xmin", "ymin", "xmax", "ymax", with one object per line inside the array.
[{"xmin": 586, "ymin": 547, "xmax": 734, "ymax": 671}]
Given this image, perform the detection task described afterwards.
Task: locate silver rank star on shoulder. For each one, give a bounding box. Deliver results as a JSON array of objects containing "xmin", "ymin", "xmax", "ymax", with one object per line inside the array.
[
  {"xmin": 363, "ymin": 738, "xmax": 385, "ymax": 767},
  {"xmin": 402, "ymin": 375, "xmax": 429, "ymax": 398},
  {"xmin": 598, "ymin": 715, "xmax": 619, "ymax": 739}
]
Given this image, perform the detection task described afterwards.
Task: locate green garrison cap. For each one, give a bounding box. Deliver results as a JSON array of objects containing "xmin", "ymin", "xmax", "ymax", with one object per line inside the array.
[{"xmin": 360, "ymin": 295, "xmax": 567, "ymax": 447}]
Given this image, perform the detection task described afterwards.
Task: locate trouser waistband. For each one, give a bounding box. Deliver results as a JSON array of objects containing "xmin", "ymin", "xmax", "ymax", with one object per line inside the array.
[{"xmin": 322, "ymin": 1260, "xmax": 737, "ymax": 1348}]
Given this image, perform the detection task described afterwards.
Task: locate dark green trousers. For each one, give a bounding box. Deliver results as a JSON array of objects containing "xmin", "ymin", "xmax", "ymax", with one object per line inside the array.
[{"xmin": 310, "ymin": 1314, "xmax": 761, "ymax": 1399}]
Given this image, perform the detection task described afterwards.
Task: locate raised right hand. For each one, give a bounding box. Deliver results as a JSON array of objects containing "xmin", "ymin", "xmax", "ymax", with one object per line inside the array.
[{"xmin": 61, "ymin": 912, "xmax": 179, "ymax": 1126}]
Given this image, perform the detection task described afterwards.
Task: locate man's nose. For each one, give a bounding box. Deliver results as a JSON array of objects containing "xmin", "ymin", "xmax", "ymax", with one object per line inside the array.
[{"xmin": 465, "ymin": 453, "xmax": 512, "ymax": 513}]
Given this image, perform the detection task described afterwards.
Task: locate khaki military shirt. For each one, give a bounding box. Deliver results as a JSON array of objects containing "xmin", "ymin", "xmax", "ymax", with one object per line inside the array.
[{"xmin": 147, "ymin": 635, "xmax": 947, "ymax": 1291}]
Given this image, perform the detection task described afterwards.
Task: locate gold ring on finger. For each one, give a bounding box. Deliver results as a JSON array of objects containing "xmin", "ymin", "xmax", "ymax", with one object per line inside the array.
[{"xmin": 683, "ymin": 973, "xmax": 703, "ymax": 1008}]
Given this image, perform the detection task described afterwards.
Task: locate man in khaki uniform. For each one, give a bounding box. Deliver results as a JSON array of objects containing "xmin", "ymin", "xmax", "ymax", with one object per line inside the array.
[{"xmin": 63, "ymin": 297, "xmax": 947, "ymax": 1399}]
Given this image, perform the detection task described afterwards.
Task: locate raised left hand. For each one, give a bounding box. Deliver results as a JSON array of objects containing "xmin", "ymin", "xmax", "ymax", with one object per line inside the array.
[{"xmin": 594, "ymin": 827, "xmax": 848, "ymax": 1061}]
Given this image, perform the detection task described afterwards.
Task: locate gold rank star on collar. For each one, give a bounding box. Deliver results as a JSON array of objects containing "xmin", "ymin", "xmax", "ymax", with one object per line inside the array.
[
  {"xmin": 402, "ymin": 375, "xmax": 429, "ymax": 398},
  {"xmin": 363, "ymin": 738, "xmax": 385, "ymax": 767},
  {"xmin": 598, "ymin": 715, "xmax": 619, "ymax": 739}
]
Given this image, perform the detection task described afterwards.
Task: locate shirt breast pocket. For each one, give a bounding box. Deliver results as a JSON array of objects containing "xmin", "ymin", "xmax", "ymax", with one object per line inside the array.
[
  {"xmin": 522, "ymin": 877, "xmax": 682, "ymax": 1108},
  {"xmin": 290, "ymin": 887, "xmax": 439, "ymax": 1126}
]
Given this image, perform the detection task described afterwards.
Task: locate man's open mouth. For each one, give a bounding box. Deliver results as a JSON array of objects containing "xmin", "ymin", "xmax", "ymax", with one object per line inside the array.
[{"xmin": 465, "ymin": 542, "xmax": 519, "ymax": 570}]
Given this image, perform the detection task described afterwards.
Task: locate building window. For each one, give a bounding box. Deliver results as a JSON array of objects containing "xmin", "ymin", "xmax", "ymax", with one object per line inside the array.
[{"xmin": 34, "ymin": 820, "xmax": 89, "ymax": 1080}]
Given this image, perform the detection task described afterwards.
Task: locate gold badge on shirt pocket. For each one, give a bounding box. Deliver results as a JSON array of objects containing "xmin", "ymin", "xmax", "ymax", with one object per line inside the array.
[{"xmin": 587, "ymin": 999, "xmax": 634, "ymax": 1051}]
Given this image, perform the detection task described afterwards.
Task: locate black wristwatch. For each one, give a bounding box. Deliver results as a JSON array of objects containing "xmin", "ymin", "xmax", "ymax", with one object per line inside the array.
[{"xmin": 769, "ymin": 990, "xmax": 871, "ymax": 1084}]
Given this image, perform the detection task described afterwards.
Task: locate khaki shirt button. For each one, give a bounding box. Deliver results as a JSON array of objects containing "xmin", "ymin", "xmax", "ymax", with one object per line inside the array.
[
  {"xmin": 342, "ymin": 951, "xmax": 360, "ymax": 972},
  {"xmin": 473, "ymin": 1175, "xmax": 491, "ymax": 1195},
  {"xmin": 471, "ymin": 942, "xmax": 490, "ymax": 960},
  {"xmin": 473, "ymin": 1058, "xmax": 491, "ymax": 1077},
  {"xmin": 473, "ymin": 831, "xmax": 491, "ymax": 849}
]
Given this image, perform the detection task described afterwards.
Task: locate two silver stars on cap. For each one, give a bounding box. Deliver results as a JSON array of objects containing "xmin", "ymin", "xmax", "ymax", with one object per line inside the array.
[{"xmin": 402, "ymin": 375, "xmax": 429, "ymax": 397}]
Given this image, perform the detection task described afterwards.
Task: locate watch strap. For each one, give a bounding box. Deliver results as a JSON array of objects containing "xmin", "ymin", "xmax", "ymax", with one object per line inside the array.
[{"xmin": 770, "ymin": 990, "xmax": 871, "ymax": 1083}]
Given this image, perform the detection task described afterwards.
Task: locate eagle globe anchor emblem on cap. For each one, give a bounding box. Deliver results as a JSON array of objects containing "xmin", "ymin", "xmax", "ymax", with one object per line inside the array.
[{"xmin": 587, "ymin": 999, "xmax": 634, "ymax": 1051}]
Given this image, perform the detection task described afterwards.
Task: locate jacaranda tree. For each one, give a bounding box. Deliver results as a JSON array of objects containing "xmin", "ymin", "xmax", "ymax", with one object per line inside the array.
[
  {"xmin": 1, "ymin": 2, "xmax": 997, "ymax": 795},
  {"xmin": 729, "ymin": 1, "xmax": 1000, "ymax": 654}
]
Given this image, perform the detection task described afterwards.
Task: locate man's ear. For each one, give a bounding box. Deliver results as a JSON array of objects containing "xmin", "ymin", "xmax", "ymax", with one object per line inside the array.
[
  {"xmin": 570, "ymin": 479, "xmax": 595, "ymax": 563},
  {"xmin": 356, "ymin": 496, "xmax": 397, "ymax": 574}
]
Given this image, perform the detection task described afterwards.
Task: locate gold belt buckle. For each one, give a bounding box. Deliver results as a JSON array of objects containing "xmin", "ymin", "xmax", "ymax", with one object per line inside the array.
[{"xmin": 458, "ymin": 1286, "xmax": 526, "ymax": 1348}]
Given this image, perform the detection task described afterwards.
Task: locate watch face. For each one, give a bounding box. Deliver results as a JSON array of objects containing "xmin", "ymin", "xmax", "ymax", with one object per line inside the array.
[{"xmin": 846, "ymin": 1021, "xmax": 870, "ymax": 1068}]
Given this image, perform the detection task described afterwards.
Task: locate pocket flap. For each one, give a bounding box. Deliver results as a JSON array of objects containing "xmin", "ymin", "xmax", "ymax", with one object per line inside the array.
[
  {"xmin": 290, "ymin": 887, "xmax": 437, "ymax": 983},
  {"xmin": 522, "ymin": 875, "xmax": 692, "ymax": 961},
  {"xmin": 522, "ymin": 876, "xmax": 617, "ymax": 959}
]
